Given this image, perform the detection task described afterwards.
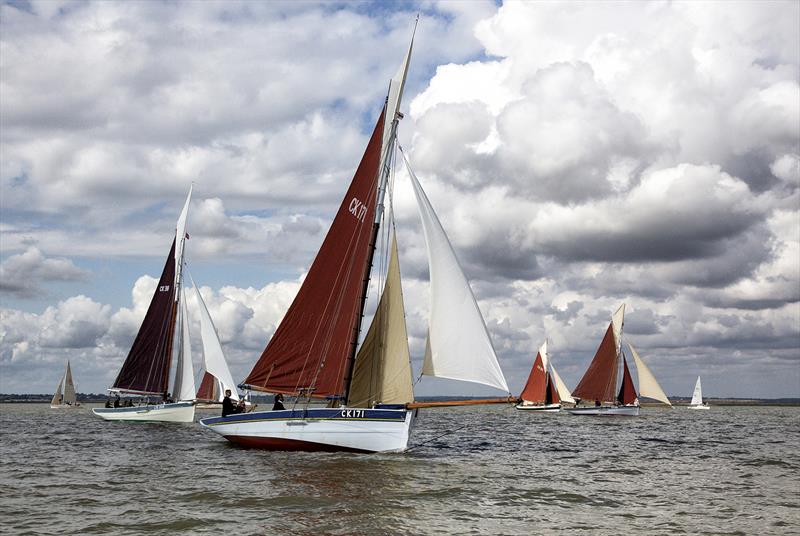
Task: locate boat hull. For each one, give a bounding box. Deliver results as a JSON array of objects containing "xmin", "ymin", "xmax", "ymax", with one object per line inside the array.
[
  {"xmin": 200, "ymin": 407, "xmax": 415, "ymax": 453},
  {"xmin": 50, "ymin": 404, "xmax": 80, "ymax": 409},
  {"xmin": 92, "ymin": 401, "xmax": 195, "ymax": 422},
  {"xmin": 566, "ymin": 405, "xmax": 640, "ymax": 416},
  {"xmin": 515, "ymin": 402, "xmax": 561, "ymax": 412},
  {"xmin": 687, "ymin": 404, "xmax": 711, "ymax": 410}
]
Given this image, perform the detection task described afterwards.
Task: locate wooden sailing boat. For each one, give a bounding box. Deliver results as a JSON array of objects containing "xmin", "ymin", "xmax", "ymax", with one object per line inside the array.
[
  {"xmin": 92, "ymin": 186, "xmax": 196, "ymax": 423},
  {"xmin": 688, "ymin": 376, "xmax": 710, "ymax": 409},
  {"xmin": 567, "ymin": 304, "xmax": 672, "ymax": 416},
  {"xmin": 199, "ymin": 26, "xmax": 512, "ymax": 452},
  {"xmin": 50, "ymin": 360, "xmax": 80, "ymax": 408},
  {"xmin": 516, "ymin": 341, "xmax": 574, "ymax": 412}
]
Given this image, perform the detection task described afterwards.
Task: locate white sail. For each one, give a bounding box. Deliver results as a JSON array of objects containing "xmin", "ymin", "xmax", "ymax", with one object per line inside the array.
[
  {"xmin": 550, "ymin": 365, "xmax": 575, "ymax": 404},
  {"xmin": 190, "ymin": 272, "xmax": 239, "ymax": 401},
  {"xmin": 611, "ymin": 303, "xmax": 625, "ymax": 354},
  {"xmin": 404, "ymin": 152, "xmax": 509, "ymax": 393},
  {"xmin": 628, "ymin": 343, "xmax": 671, "ymax": 406},
  {"xmin": 174, "ymin": 184, "xmax": 192, "ymax": 295},
  {"xmin": 172, "ymin": 286, "xmax": 196, "ymax": 402},
  {"xmin": 690, "ymin": 376, "xmax": 703, "ymax": 406},
  {"xmin": 51, "ymin": 375, "xmax": 63, "ymax": 406},
  {"xmin": 539, "ymin": 340, "xmax": 549, "ymax": 371},
  {"xmin": 63, "ymin": 361, "xmax": 76, "ymax": 405}
]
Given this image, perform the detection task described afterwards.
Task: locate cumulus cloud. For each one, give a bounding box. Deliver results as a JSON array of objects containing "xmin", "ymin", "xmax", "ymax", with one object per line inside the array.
[{"xmin": 0, "ymin": 247, "xmax": 89, "ymax": 298}]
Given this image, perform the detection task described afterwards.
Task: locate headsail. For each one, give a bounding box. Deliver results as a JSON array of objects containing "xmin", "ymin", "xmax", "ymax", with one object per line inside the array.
[
  {"xmin": 196, "ymin": 372, "xmax": 219, "ymax": 401},
  {"xmin": 404, "ymin": 151, "xmax": 509, "ymax": 393},
  {"xmin": 112, "ymin": 240, "xmax": 177, "ymax": 395},
  {"xmin": 617, "ymin": 354, "xmax": 638, "ymax": 406},
  {"xmin": 690, "ymin": 376, "xmax": 703, "ymax": 406},
  {"xmin": 628, "ymin": 342, "xmax": 671, "ymax": 406},
  {"xmin": 243, "ymin": 111, "xmax": 386, "ymax": 398},
  {"xmin": 191, "ymin": 272, "xmax": 239, "ymax": 401},
  {"xmin": 172, "ymin": 286, "xmax": 196, "ymax": 402},
  {"xmin": 348, "ymin": 230, "xmax": 414, "ymax": 408},
  {"xmin": 51, "ymin": 375, "xmax": 63, "ymax": 406},
  {"xmin": 550, "ymin": 366, "xmax": 575, "ymax": 404}
]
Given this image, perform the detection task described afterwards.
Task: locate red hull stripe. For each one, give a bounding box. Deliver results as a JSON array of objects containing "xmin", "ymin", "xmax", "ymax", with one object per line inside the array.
[{"xmin": 224, "ymin": 435, "xmax": 371, "ymax": 453}]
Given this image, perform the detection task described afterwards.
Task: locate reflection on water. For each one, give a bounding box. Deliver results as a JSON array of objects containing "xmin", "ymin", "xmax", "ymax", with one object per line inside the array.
[{"xmin": 0, "ymin": 404, "xmax": 798, "ymax": 535}]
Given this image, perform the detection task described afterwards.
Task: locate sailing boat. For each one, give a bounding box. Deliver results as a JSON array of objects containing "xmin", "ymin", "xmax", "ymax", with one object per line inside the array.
[
  {"xmin": 50, "ymin": 361, "xmax": 80, "ymax": 408},
  {"xmin": 190, "ymin": 272, "xmax": 246, "ymax": 409},
  {"xmin": 567, "ymin": 304, "xmax": 672, "ymax": 416},
  {"xmin": 688, "ymin": 376, "xmax": 710, "ymax": 409},
  {"xmin": 516, "ymin": 341, "xmax": 574, "ymax": 412},
  {"xmin": 92, "ymin": 186, "xmax": 196, "ymax": 423},
  {"xmin": 199, "ymin": 26, "xmax": 512, "ymax": 452}
]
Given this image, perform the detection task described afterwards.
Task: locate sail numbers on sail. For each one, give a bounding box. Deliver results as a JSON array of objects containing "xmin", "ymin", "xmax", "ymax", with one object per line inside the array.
[{"xmin": 349, "ymin": 197, "xmax": 368, "ymax": 222}]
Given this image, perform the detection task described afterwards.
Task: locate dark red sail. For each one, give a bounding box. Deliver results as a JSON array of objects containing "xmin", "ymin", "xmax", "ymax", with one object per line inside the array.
[
  {"xmin": 617, "ymin": 355, "xmax": 638, "ymax": 406},
  {"xmin": 243, "ymin": 110, "xmax": 386, "ymax": 398},
  {"xmin": 545, "ymin": 374, "xmax": 560, "ymax": 405},
  {"xmin": 196, "ymin": 371, "xmax": 217, "ymax": 401},
  {"xmin": 572, "ymin": 324, "xmax": 620, "ymax": 403},
  {"xmin": 519, "ymin": 351, "xmax": 548, "ymax": 403},
  {"xmin": 112, "ymin": 239, "xmax": 177, "ymax": 395}
]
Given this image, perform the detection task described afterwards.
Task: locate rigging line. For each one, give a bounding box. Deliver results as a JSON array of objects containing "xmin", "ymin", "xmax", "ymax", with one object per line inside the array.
[{"xmin": 405, "ymin": 423, "xmax": 467, "ymax": 452}]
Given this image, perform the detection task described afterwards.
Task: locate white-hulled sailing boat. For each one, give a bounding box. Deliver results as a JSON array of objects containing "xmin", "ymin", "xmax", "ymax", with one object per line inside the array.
[
  {"xmin": 199, "ymin": 26, "xmax": 512, "ymax": 453},
  {"xmin": 50, "ymin": 361, "xmax": 80, "ymax": 408},
  {"xmin": 688, "ymin": 376, "xmax": 710, "ymax": 409},
  {"xmin": 567, "ymin": 304, "xmax": 672, "ymax": 416},
  {"xmin": 92, "ymin": 186, "xmax": 196, "ymax": 423},
  {"xmin": 516, "ymin": 341, "xmax": 572, "ymax": 412}
]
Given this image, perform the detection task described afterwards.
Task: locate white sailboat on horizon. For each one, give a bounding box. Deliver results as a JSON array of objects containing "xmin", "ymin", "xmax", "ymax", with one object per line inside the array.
[
  {"xmin": 688, "ymin": 376, "xmax": 710, "ymax": 409},
  {"xmin": 50, "ymin": 360, "xmax": 80, "ymax": 409}
]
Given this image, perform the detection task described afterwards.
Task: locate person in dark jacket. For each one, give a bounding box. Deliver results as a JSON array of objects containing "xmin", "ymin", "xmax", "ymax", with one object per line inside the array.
[
  {"xmin": 222, "ymin": 389, "xmax": 242, "ymax": 417},
  {"xmin": 272, "ymin": 393, "xmax": 285, "ymax": 411}
]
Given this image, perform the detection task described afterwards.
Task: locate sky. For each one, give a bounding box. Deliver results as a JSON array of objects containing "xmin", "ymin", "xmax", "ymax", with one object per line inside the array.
[{"xmin": 1, "ymin": 0, "xmax": 798, "ymax": 399}]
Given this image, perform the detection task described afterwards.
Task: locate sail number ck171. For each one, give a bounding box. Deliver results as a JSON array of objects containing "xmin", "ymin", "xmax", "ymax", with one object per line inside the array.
[{"xmin": 349, "ymin": 197, "xmax": 367, "ymax": 222}]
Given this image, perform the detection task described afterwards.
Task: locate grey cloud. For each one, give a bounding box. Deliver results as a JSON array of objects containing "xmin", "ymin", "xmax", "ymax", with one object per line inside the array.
[{"xmin": 0, "ymin": 247, "xmax": 90, "ymax": 298}]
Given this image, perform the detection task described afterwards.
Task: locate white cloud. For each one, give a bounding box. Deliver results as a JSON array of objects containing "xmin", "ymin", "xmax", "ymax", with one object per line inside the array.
[{"xmin": 0, "ymin": 247, "xmax": 89, "ymax": 298}]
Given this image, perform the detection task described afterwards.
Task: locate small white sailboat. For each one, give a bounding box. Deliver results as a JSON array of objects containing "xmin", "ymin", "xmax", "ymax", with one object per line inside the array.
[
  {"xmin": 93, "ymin": 186, "xmax": 196, "ymax": 423},
  {"xmin": 567, "ymin": 304, "xmax": 672, "ymax": 416},
  {"xmin": 50, "ymin": 361, "xmax": 80, "ymax": 408},
  {"xmin": 688, "ymin": 376, "xmax": 710, "ymax": 409},
  {"xmin": 200, "ymin": 25, "xmax": 512, "ymax": 452},
  {"xmin": 516, "ymin": 341, "xmax": 573, "ymax": 412}
]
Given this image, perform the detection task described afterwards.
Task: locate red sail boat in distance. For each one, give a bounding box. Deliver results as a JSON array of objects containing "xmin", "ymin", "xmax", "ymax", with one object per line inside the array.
[
  {"xmin": 516, "ymin": 341, "xmax": 574, "ymax": 412},
  {"xmin": 567, "ymin": 304, "xmax": 672, "ymax": 416},
  {"xmin": 199, "ymin": 22, "xmax": 512, "ymax": 453}
]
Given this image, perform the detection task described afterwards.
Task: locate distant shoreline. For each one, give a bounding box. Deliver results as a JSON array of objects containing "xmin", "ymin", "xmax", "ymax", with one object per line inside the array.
[{"xmin": 1, "ymin": 394, "xmax": 798, "ymax": 406}]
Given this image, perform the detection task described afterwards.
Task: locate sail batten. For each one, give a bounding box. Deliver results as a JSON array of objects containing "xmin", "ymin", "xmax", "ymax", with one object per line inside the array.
[
  {"xmin": 404, "ymin": 152, "xmax": 509, "ymax": 394},
  {"xmin": 244, "ymin": 111, "xmax": 386, "ymax": 398}
]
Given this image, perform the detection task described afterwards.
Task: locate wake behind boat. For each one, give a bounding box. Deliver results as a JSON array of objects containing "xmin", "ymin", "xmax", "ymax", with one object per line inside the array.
[
  {"xmin": 200, "ymin": 23, "xmax": 513, "ymax": 452},
  {"xmin": 93, "ymin": 186, "xmax": 196, "ymax": 423},
  {"xmin": 567, "ymin": 304, "xmax": 672, "ymax": 416}
]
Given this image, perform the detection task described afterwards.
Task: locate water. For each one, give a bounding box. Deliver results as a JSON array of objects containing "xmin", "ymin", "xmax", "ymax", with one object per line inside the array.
[{"xmin": 1, "ymin": 404, "xmax": 798, "ymax": 535}]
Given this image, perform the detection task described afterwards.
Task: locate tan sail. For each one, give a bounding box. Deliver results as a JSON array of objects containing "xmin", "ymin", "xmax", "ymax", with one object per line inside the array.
[
  {"xmin": 348, "ymin": 230, "xmax": 414, "ymax": 408},
  {"xmin": 51, "ymin": 376, "xmax": 63, "ymax": 406},
  {"xmin": 63, "ymin": 361, "xmax": 76, "ymax": 405},
  {"xmin": 628, "ymin": 343, "xmax": 671, "ymax": 406}
]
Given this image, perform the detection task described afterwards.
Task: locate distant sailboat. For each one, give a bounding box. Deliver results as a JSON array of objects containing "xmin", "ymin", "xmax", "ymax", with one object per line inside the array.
[
  {"xmin": 92, "ymin": 186, "xmax": 196, "ymax": 423},
  {"xmin": 516, "ymin": 341, "xmax": 570, "ymax": 412},
  {"xmin": 199, "ymin": 25, "xmax": 512, "ymax": 452},
  {"xmin": 688, "ymin": 376, "xmax": 710, "ymax": 409},
  {"xmin": 50, "ymin": 361, "xmax": 79, "ymax": 408},
  {"xmin": 567, "ymin": 304, "xmax": 671, "ymax": 416}
]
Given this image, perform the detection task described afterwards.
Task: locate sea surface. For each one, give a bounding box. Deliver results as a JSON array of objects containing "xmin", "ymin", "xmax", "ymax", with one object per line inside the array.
[{"xmin": 0, "ymin": 404, "xmax": 798, "ymax": 535}]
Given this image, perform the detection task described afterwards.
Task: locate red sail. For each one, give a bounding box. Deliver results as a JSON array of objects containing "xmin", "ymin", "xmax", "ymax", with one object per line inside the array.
[
  {"xmin": 519, "ymin": 352, "xmax": 548, "ymax": 403},
  {"xmin": 546, "ymin": 374, "xmax": 560, "ymax": 405},
  {"xmin": 112, "ymin": 239, "xmax": 177, "ymax": 395},
  {"xmin": 243, "ymin": 110, "xmax": 386, "ymax": 398},
  {"xmin": 572, "ymin": 324, "xmax": 619, "ymax": 403},
  {"xmin": 196, "ymin": 371, "xmax": 217, "ymax": 401},
  {"xmin": 617, "ymin": 355, "xmax": 638, "ymax": 405}
]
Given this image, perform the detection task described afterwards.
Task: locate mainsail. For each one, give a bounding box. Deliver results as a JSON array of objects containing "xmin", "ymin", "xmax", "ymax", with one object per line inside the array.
[
  {"xmin": 243, "ymin": 111, "xmax": 386, "ymax": 398},
  {"xmin": 112, "ymin": 239, "xmax": 178, "ymax": 395},
  {"xmin": 571, "ymin": 323, "xmax": 620, "ymax": 403},
  {"xmin": 404, "ymin": 152, "xmax": 509, "ymax": 394},
  {"xmin": 63, "ymin": 360, "xmax": 76, "ymax": 405},
  {"xmin": 628, "ymin": 342, "xmax": 671, "ymax": 406},
  {"xmin": 690, "ymin": 376, "xmax": 704, "ymax": 406},
  {"xmin": 191, "ymin": 272, "xmax": 239, "ymax": 401},
  {"xmin": 519, "ymin": 342, "xmax": 549, "ymax": 403},
  {"xmin": 348, "ymin": 230, "xmax": 414, "ymax": 408}
]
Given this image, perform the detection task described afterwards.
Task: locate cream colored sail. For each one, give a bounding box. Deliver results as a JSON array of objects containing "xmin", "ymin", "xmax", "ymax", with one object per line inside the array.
[
  {"xmin": 612, "ymin": 303, "xmax": 625, "ymax": 354},
  {"xmin": 628, "ymin": 342, "xmax": 671, "ymax": 406},
  {"xmin": 550, "ymin": 366, "xmax": 575, "ymax": 404},
  {"xmin": 172, "ymin": 287, "xmax": 196, "ymax": 402},
  {"xmin": 349, "ymin": 230, "xmax": 414, "ymax": 408},
  {"xmin": 690, "ymin": 376, "xmax": 703, "ymax": 406},
  {"xmin": 63, "ymin": 361, "xmax": 76, "ymax": 405},
  {"xmin": 190, "ymin": 272, "xmax": 239, "ymax": 401},
  {"xmin": 51, "ymin": 375, "xmax": 63, "ymax": 406},
  {"xmin": 404, "ymin": 152, "xmax": 509, "ymax": 394}
]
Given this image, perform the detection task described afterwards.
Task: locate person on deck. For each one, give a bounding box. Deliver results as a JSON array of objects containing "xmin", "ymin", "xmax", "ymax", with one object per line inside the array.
[
  {"xmin": 222, "ymin": 389, "xmax": 242, "ymax": 417},
  {"xmin": 113, "ymin": 394, "xmax": 121, "ymax": 408},
  {"xmin": 272, "ymin": 393, "xmax": 285, "ymax": 411}
]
